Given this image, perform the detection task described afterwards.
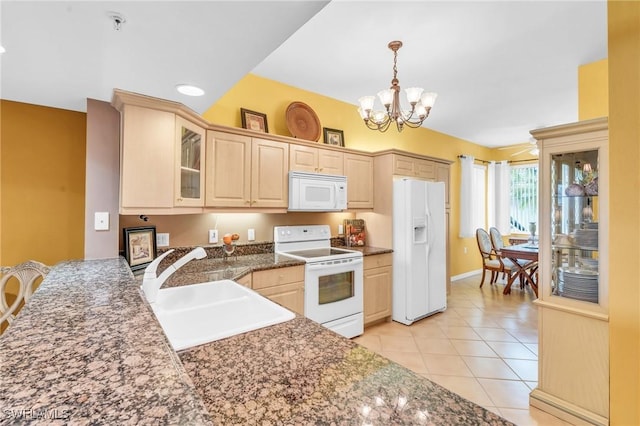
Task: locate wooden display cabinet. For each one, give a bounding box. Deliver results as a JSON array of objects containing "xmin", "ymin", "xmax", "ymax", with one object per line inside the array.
[{"xmin": 530, "ymin": 117, "xmax": 609, "ymax": 426}]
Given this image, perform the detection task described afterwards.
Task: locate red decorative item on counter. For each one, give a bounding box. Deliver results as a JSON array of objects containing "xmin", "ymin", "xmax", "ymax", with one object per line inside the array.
[{"xmin": 344, "ymin": 219, "xmax": 366, "ymax": 247}]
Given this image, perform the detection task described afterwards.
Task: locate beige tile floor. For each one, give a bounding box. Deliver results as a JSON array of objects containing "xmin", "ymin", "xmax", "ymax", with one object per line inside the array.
[{"xmin": 354, "ymin": 273, "xmax": 573, "ymax": 426}]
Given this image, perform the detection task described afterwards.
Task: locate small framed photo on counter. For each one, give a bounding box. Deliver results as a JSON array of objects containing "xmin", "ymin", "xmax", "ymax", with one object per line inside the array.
[
  {"xmin": 323, "ymin": 127, "xmax": 344, "ymax": 147},
  {"xmin": 240, "ymin": 108, "xmax": 269, "ymax": 133},
  {"xmin": 123, "ymin": 226, "xmax": 157, "ymax": 271}
]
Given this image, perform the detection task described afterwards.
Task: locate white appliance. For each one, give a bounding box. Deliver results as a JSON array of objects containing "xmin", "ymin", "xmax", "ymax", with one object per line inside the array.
[
  {"xmin": 274, "ymin": 225, "xmax": 364, "ymax": 338},
  {"xmin": 288, "ymin": 171, "xmax": 347, "ymax": 212},
  {"xmin": 392, "ymin": 179, "xmax": 447, "ymax": 325}
]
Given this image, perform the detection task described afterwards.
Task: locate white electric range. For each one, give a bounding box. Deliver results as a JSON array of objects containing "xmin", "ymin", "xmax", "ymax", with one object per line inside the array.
[{"xmin": 274, "ymin": 225, "xmax": 364, "ymax": 338}]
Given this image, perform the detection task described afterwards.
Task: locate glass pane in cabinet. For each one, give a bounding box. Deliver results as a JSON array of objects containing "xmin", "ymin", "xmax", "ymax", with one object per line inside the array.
[
  {"xmin": 550, "ymin": 149, "xmax": 599, "ymax": 303},
  {"xmin": 180, "ymin": 126, "xmax": 201, "ymax": 198}
]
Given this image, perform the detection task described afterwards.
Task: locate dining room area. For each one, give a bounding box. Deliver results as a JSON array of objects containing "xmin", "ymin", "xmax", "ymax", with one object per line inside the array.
[{"xmin": 451, "ymin": 118, "xmax": 610, "ymax": 425}]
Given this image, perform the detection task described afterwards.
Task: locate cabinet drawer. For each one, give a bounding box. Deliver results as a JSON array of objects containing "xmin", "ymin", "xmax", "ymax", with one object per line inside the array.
[
  {"xmin": 252, "ymin": 266, "xmax": 305, "ymax": 290},
  {"xmin": 364, "ymin": 253, "xmax": 393, "ymax": 270}
]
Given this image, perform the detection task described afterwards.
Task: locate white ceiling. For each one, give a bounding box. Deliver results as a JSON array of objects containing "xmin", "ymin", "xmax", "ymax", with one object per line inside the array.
[{"xmin": 1, "ymin": 1, "xmax": 607, "ymax": 148}]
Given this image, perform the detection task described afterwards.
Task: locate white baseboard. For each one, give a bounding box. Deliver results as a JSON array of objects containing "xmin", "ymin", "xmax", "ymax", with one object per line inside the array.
[{"xmin": 451, "ymin": 269, "xmax": 482, "ymax": 282}]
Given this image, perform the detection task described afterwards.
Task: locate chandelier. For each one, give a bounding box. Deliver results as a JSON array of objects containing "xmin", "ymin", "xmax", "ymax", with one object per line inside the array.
[{"xmin": 358, "ymin": 41, "xmax": 438, "ymax": 132}]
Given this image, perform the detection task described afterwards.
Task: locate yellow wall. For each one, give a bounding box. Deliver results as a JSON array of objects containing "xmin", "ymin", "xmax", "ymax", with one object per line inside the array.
[
  {"xmin": 578, "ymin": 58, "xmax": 609, "ymax": 120},
  {"xmin": 1, "ymin": 100, "xmax": 86, "ymax": 266},
  {"xmin": 608, "ymin": 1, "xmax": 640, "ymax": 423},
  {"xmin": 203, "ymin": 73, "xmax": 509, "ymax": 277}
]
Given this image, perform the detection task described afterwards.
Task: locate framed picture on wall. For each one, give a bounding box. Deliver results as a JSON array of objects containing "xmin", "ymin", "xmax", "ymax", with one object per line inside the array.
[
  {"xmin": 123, "ymin": 226, "xmax": 157, "ymax": 271},
  {"xmin": 323, "ymin": 127, "xmax": 344, "ymax": 147},
  {"xmin": 240, "ymin": 108, "xmax": 269, "ymax": 133}
]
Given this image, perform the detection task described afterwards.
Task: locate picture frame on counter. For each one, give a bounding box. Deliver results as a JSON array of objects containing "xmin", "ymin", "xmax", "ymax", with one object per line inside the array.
[
  {"xmin": 240, "ymin": 108, "xmax": 269, "ymax": 133},
  {"xmin": 323, "ymin": 127, "xmax": 344, "ymax": 147},
  {"xmin": 123, "ymin": 226, "xmax": 157, "ymax": 271}
]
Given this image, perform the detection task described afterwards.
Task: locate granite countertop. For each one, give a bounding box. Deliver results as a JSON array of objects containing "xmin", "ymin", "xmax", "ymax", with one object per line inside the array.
[
  {"xmin": 159, "ymin": 252, "xmax": 304, "ymax": 288},
  {"xmin": 0, "ymin": 256, "xmax": 512, "ymax": 425},
  {"xmin": 337, "ymin": 245, "xmax": 393, "ymax": 256},
  {"xmin": 0, "ymin": 258, "xmax": 211, "ymax": 425}
]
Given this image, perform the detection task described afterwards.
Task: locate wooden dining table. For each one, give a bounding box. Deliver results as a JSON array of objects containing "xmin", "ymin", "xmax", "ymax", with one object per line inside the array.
[{"xmin": 500, "ymin": 243, "xmax": 539, "ymax": 297}]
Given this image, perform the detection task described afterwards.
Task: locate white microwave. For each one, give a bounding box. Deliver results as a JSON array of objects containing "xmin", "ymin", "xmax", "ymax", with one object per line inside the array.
[{"xmin": 288, "ymin": 171, "xmax": 347, "ymax": 212}]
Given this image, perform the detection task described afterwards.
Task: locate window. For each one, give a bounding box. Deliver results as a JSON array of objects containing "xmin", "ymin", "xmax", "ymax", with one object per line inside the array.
[{"xmin": 510, "ymin": 164, "xmax": 538, "ymax": 232}]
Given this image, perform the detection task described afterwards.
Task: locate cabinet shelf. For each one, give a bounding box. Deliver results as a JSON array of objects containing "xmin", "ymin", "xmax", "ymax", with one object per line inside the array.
[
  {"xmin": 552, "ymin": 244, "xmax": 598, "ymax": 251},
  {"xmin": 181, "ymin": 166, "xmax": 201, "ymax": 174}
]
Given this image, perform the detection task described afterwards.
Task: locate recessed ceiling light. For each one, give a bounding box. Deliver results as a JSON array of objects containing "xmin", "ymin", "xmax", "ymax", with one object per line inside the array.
[{"xmin": 176, "ymin": 84, "xmax": 204, "ymax": 97}]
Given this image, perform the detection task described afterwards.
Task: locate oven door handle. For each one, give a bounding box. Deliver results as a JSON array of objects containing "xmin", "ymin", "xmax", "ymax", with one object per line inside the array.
[{"xmin": 306, "ymin": 258, "xmax": 363, "ymax": 271}]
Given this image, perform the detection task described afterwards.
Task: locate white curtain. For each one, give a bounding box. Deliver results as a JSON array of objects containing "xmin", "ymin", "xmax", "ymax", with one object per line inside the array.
[
  {"xmin": 487, "ymin": 160, "xmax": 511, "ymax": 234},
  {"xmin": 487, "ymin": 162, "xmax": 496, "ymax": 229},
  {"xmin": 459, "ymin": 155, "xmax": 475, "ymax": 237}
]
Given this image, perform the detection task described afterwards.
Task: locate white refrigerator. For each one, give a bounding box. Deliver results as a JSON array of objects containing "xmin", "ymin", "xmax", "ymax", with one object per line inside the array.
[{"xmin": 392, "ymin": 178, "xmax": 447, "ymax": 325}]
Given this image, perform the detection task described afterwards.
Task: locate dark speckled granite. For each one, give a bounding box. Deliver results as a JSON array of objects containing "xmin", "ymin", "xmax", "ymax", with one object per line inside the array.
[
  {"xmin": 180, "ymin": 317, "xmax": 511, "ymax": 425},
  {"xmin": 0, "ymin": 258, "xmax": 211, "ymax": 425},
  {"xmin": 0, "ymin": 257, "xmax": 512, "ymax": 425}
]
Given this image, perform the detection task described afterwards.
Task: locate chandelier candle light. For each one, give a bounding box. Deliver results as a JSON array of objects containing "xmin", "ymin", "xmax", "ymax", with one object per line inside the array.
[{"xmin": 358, "ymin": 40, "xmax": 437, "ymax": 132}]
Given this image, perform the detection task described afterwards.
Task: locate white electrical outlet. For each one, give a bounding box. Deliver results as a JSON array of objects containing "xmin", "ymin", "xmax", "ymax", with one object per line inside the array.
[
  {"xmin": 463, "ymin": 247, "xmax": 468, "ymax": 254},
  {"xmin": 209, "ymin": 229, "xmax": 218, "ymax": 244},
  {"xmin": 247, "ymin": 228, "xmax": 255, "ymax": 241},
  {"xmin": 157, "ymin": 233, "xmax": 170, "ymax": 247}
]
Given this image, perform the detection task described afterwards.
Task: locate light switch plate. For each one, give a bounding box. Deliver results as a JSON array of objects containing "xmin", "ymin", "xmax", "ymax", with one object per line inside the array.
[
  {"xmin": 94, "ymin": 212, "xmax": 109, "ymax": 231},
  {"xmin": 157, "ymin": 233, "xmax": 170, "ymax": 247},
  {"xmin": 209, "ymin": 229, "xmax": 218, "ymax": 244},
  {"xmin": 247, "ymin": 228, "xmax": 255, "ymax": 241}
]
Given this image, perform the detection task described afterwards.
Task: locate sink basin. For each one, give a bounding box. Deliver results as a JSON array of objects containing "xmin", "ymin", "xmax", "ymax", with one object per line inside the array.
[{"xmin": 149, "ymin": 279, "xmax": 295, "ymax": 351}]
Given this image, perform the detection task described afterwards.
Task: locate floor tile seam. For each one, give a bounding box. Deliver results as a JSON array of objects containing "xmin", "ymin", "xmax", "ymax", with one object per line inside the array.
[
  {"xmin": 500, "ymin": 355, "xmax": 539, "ymax": 362},
  {"xmin": 475, "ymin": 379, "xmax": 533, "ymax": 410},
  {"xmin": 447, "ymin": 342, "xmax": 501, "ymax": 358},
  {"xmin": 459, "ymin": 356, "xmax": 523, "ymax": 380}
]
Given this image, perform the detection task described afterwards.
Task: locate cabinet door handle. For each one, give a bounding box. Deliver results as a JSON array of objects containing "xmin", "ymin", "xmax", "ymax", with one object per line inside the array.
[{"xmin": 318, "ymin": 167, "xmax": 323, "ymax": 172}]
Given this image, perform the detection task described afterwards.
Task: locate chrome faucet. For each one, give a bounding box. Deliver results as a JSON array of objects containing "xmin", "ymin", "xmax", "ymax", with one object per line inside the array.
[{"xmin": 141, "ymin": 247, "xmax": 207, "ymax": 303}]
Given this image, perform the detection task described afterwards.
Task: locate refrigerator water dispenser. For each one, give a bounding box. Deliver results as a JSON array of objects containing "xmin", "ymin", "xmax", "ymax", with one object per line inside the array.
[{"xmin": 413, "ymin": 217, "xmax": 427, "ymax": 244}]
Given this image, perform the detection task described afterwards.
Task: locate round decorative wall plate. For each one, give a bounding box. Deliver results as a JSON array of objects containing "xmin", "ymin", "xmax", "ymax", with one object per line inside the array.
[{"xmin": 286, "ymin": 102, "xmax": 321, "ymax": 142}]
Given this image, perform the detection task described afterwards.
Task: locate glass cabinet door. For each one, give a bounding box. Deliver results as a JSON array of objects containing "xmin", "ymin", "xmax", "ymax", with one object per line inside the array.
[
  {"xmin": 175, "ymin": 116, "xmax": 205, "ymax": 207},
  {"xmin": 550, "ymin": 149, "xmax": 599, "ymax": 303}
]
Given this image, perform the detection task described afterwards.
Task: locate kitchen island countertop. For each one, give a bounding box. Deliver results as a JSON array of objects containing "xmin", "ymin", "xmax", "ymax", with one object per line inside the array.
[{"xmin": 0, "ymin": 257, "xmax": 512, "ymax": 425}]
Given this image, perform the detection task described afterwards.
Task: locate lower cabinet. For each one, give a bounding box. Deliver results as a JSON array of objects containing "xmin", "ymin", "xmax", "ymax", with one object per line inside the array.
[
  {"xmin": 251, "ymin": 266, "xmax": 305, "ymax": 315},
  {"xmin": 363, "ymin": 253, "xmax": 393, "ymax": 325},
  {"xmin": 235, "ymin": 273, "xmax": 252, "ymax": 287}
]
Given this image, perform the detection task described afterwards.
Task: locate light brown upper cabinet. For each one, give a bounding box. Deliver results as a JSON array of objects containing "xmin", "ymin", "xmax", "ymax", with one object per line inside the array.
[
  {"xmin": 344, "ymin": 153, "xmax": 374, "ymax": 209},
  {"xmin": 119, "ymin": 105, "xmax": 175, "ymax": 211},
  {"xmin": 206, "ymin": 131, "xmax": 289, "ymax": 209},
  {"xmin": 289, "ymin": 144, "xmax": 344, "ymax": 175},
  {"xmin": 392, "ymin": 154, "xmax": 435, "ymax": 180},
  {"xmin": 174, "ymin": 116, "xmax": 205, "ymax": 207}
]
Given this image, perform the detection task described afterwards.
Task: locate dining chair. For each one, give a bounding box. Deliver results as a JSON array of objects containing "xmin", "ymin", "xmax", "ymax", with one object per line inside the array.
[
  {"xmin": 1, "ymin": 260, "xmax": 50, "ymax": 334},
  {"xmin": 476, "ymin": 228, "xmax": 513, "ymax": 287}
]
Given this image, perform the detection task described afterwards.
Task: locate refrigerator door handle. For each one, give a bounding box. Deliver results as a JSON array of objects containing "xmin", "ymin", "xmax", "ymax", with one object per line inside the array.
[{"xmin": 425, "ymin": 209, "xmax": 433, "ymax": 247}]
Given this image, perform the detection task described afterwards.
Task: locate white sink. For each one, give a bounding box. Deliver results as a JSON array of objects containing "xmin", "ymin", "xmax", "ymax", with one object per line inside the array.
[{"xmin": 149, "ymin": 279, "xmax": 295, "ymax": 351}]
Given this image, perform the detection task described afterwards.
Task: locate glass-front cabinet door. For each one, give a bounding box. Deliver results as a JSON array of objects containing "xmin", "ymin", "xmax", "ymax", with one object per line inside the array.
[
  {"xmin": 535, "ymin": 117, "xmax": 608, "ymax": 316},
  {"xmin": 175, "ymin": 116, "xmax": 205, "ymax": 207},
  {"xmin": 550, "ymin": 149, "xmax": 600, "ymax": 304}
]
